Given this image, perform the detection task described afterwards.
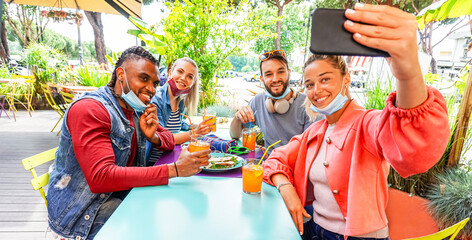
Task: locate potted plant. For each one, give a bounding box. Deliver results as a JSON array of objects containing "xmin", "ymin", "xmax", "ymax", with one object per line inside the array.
[{"xmin": 424, "ymin": 168, "xmax": 472, "ymax": 240}]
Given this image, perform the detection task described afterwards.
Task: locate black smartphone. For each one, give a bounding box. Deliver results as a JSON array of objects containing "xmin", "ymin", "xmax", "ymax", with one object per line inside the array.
[{"xmin": 310, "ymin": 8, "xmax": 390, "ymax": 57}]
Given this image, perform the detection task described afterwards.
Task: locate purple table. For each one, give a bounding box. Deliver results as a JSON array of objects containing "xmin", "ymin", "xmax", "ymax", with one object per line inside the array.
[{"xmin": 154, "ymin": 145, "xmax": 263, "ymax": 178}]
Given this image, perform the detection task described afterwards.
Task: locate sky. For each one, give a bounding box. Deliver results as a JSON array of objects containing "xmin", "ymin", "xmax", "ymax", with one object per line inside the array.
[{"xmin": 46, "ymin": 1, "xmax": 169, "ymax": 52}]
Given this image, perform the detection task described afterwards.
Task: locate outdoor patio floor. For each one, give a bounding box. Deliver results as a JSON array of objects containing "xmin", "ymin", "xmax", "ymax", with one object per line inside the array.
[{"xmin": 0, "ymin": 110, "xmax": 60, "ymax": 239}]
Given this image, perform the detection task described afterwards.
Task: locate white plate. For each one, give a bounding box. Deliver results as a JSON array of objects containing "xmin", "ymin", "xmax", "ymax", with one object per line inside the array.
[{"xmin": 201, "ymin": 152, "xmax": 243, "ymax": 172}]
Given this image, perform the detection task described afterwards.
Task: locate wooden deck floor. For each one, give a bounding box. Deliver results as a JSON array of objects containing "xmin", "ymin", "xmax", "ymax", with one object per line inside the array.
[{"xmin": 0, "ymin": 131, "xmax": 59, "ymax": 239}]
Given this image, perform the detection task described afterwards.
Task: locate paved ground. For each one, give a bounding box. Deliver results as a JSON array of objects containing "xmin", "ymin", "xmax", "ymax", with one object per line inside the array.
[{"xmin": 0, "ymin": 110, "xmax": 64, "ymax": 133}]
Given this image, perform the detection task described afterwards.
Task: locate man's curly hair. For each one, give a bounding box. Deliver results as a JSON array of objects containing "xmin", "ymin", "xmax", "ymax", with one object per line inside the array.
[{"xmin": 107, "ymin": 46, "xmax": 159, "ymax": 98}]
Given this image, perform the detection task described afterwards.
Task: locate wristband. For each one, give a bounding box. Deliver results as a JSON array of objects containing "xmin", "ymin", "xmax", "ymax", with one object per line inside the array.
[
  {"xmin": 276, "ymin": 182, "xmax": 292, "ymax": 191},
  {"xmin": 173, "ymin": 162, "xmax": 179, "ymax": 177}
]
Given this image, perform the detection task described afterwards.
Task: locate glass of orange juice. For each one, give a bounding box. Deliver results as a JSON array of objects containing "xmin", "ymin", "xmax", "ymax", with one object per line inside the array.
[
  {"xmin": 242, "ymin": 158, "xmax": 264, "ymax": 194},
  {"xmin": 242, "ymin": 128, "xmax": 256, "ymax": 151},
  {"xmin": 202, "ymin": 109, "xmax": 217, "ymax": 132},
  {"xmin": 188, "ymin": 135, "xmax": 211, "ymax": 163}
]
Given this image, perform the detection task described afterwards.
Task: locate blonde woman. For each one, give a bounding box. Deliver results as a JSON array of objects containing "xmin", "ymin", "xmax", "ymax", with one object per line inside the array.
[{"xmin": 147, "ymin": 57, "xmax": 213, "ymax": 165}]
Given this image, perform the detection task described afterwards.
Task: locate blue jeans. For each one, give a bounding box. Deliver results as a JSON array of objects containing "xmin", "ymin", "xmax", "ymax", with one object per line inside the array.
[
  {"xmin": 302, "ymin": 205, "xmax": 388, "ymax": 240},
  {"xmin": 87, "ymin": 197, "xmax": 122, "ymax": 239}
]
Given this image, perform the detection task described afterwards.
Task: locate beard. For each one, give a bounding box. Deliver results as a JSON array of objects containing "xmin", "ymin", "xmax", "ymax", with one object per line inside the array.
[{"xmin": 264, "ymin": 78, "xmax": 290, "ymax": 97}]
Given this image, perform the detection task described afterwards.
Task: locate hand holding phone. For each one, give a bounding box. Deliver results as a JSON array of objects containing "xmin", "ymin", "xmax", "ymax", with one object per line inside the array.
[
  {"xmin": 310, "ymin": 8, "xmax": 390, "ymax": 57},
  {"xmin": 343, "ymin": 3, "xmax": 427, "ymax": 109}
]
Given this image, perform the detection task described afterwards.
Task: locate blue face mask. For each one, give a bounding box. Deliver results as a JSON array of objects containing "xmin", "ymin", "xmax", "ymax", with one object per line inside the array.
[
  {"xmin": 310, "ymin": 84, "xmax": 348, "ymax": 116},
  {"xmin": 120, "ymin": 68, "xmax": 147, "ymax": 112},
  {"xmin": 265, "ymin": 85, "xmax": 291, "ymax": 100}
]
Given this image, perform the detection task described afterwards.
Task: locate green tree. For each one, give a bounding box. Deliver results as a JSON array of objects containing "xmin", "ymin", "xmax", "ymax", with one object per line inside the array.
[
  {"xmin": 41, "ymin": 29, "xmax": 79, "ymax": 59},
  {"xmin": 311, "ymin": 0, "xmax": 344, "ymax": 9},
  {"xmin": 38, "ymin": 29, "xmax": 105, "ymax": 63},
  {"xmin": 129, "ymin": 0, "xmax": 270, "ymax": 107},
  {"xmin": 227, "ymin": 55, "xmax": 259, "ymax": 72},
  {"xmin": 227, "ymin": 56, "xmax": 246, "ymax": 72},
  {"xmin": 241, "ymin": 65, "xmax": 252, "ymax": 72},
  {"xmin": 263, "ymin": 0, "xmax": 301, "ymax": 50},
  {"xmin": 253, "ymin": 2, "xmax": 307, "ymax": 55},
  {"xmin": 4, "ymin": 4, "xmax": 48, "ymax": 48},
  {"xmin": 22, "ymin": 43, "xmax": 67, "ymax": 95}
]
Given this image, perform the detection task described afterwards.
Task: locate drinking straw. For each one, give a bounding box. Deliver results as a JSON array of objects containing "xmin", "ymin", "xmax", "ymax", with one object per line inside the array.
[
  {"xmin": 181, "ymin": 113, "xmax": 197, "ymax": 142},
  {"xmin": 201, "ymin": 91, "xmax": 206, "ymax": 116},
  {"xmin": 257, "ymin": 140, "xmax": 281, "ymax": 167},
  {"xmin": 249, "ymin": 110, "xmax": 257, "ymax": 130}
]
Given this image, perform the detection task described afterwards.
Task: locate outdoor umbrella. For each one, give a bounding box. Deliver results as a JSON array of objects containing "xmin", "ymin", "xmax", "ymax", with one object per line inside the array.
[{"xmin": 4, "ymin": 0, "xmax": 142, "ymax": 19}]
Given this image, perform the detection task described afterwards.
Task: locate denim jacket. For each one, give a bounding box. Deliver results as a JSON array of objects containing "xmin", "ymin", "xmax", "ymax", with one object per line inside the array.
[{"xmin": 47, "ymin": 86, "xmax": 147, "ymax": 239}]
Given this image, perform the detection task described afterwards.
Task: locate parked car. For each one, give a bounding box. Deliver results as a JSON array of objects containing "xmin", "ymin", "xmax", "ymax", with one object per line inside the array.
[
  {"xmin": 350, "ymin": 75, "xmax": 366, "ymax": 88},
  {"xmin": 243, "ymin": 72, "xmax": 252, "ymax": 81},
  {"xmin": 159, "ymin": 66, "xmax": 168, "ymax": 86},
  {"xmin": 289, "ymin": 71, "xmax": 302, "ymax": 86},
  {"xmin": 224, "ymin": 71, "xmax": 239, "ymax": 78},
  {"xmin": 243, "ymin": 72, "xmax": 260, "ymax": 82}
]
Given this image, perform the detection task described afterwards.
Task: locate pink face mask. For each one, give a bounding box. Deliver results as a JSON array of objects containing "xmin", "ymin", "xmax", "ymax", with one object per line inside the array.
[{"xmin": 168, "ymin": 78, "xmax": 191, "ymax": 96}]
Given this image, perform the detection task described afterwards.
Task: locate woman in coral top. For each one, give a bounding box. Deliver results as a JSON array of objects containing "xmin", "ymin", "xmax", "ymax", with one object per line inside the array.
[{"xmin": 263, "ymin": 3, "xmax": 450, "ymax": 240}]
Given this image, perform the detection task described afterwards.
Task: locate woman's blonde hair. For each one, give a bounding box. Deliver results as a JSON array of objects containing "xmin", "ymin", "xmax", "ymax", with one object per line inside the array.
[
  {"xmin": 170, "ymin": 57, "xmax": 200, "ymax": 116},
  {"xmin": 302, "ymin": 54, "xmax": 349, "ymax": 120}
]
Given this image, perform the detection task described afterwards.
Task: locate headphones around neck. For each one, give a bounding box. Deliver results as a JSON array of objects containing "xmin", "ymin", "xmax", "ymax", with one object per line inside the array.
[{"xmin": 265, "ymin": 89, "xmax": 298, "ymax": 114}]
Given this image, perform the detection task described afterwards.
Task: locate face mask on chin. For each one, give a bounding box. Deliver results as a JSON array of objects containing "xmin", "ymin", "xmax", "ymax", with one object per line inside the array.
[
  {"xmin": 265, "ymin": 85, "xmax": 291, "ymax": 99},
  {"xmin": 310, "ymin": 83, "xmax": 348, "ymax": 116},
  {"xmin": 168, "ymin": 78, "xmax": 191, "ymax": 96},
  {"xmin": 119, "ymin": 67, "xmax": 147, "ymax": 112},
  {"xmin": 263, "ymin": 74, "xmax": 290, "ymax": 100}
]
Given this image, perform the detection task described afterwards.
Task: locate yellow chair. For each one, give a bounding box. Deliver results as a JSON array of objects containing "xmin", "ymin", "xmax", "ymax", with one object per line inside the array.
[
  {"xmin": 41, "ymin": 83, "xmax": 65, "ymax": 134},
  {"xmin": 21, "ymin": 147, "xmax": 58, "ymax": 206},
  {"xmin": 7, "ymin": 75, "xmax": 35, "ymax": 117},
  {"xmin": 13, "ymin": 75, "xmax": 35, "ymax": 115},
  {"xmin": 59, "ymin": 89, "xmax": 74, "ymax": 106},
  {"xmin": 55, "ymin": 88, "xmax": 74, "ymax": 135},
  {"xmin": 405, "ymin": 218, "xmax": 469, "ymax": 240}
]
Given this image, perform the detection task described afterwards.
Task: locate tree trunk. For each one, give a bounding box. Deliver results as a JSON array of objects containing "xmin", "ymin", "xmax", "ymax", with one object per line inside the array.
[
  {"xmin": 430, "ymin": 57, "xmax": 437, "ymax": 74},
  {"xmin": 448, "ymin": 68, "xmax": 472, "ymax": 166},
  {"xmin": 0, "ymin": 20, "xmax": 10, "ymax": 62},
  {"xmin": 275, "ymin": 6, "xmax": 283, "ymax": 50},
  {"xmin": 84, "ymin": 11, "xmax": 108, "ymax": 67},
  {"xmin": 428, "ymin": 0, "xmax": 438, "ymax": 74},
  {"xmin": 469, "ymin": 16, "xmax": 472, "ymax": 35}
]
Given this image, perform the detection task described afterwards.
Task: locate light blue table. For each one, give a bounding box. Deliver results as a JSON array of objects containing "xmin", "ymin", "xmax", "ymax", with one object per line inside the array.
[{"xmin": 95, "ymin": 176, "xmax": 301, "ymax": 240}]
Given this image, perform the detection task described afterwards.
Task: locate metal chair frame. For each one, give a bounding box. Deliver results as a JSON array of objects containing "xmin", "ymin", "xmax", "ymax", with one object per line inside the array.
[
  {"xmin": 0, "ymin": 95, "xmax": 9, "ymax": 118},
  {"xmin": 21, "ymin": 147, "xmax": 58, "ymax": 206},
  {"xmin": 405, "ymin": 218, "xmax": 469, "ymax": 240},
  {"xmin": 7, "ymin": 75, "xmax": 35, "ymax": 118},
  {"xmin": 41, "ymin": 83, "xmax": 65, "ymax": 134}
]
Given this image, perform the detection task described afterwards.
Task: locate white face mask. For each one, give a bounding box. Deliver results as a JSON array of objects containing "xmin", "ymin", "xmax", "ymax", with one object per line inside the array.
[
  {"xmin": 119, "ymin": 67, "xmax": 147, "ymax": 112},
  {"xmin": 310, "ymin": 83, "xmax": 348, "ymax": 116}
]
